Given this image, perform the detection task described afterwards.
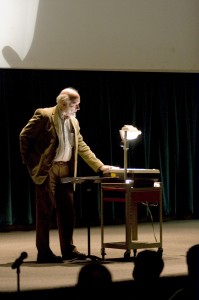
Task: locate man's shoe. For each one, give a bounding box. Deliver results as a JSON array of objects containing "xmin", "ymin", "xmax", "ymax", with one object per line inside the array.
[
  {"xmin": 37, "ymin": 253, "xmax": 63, "ymax": 263},
  {"xmin": 62, "ymin": 249, "xmax": 87, "ymax": 261}
]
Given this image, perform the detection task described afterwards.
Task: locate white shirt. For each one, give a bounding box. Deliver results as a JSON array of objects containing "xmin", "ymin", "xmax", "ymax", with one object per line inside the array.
[{"xmin": 54, "ymin": 115, "xmax": 74, "ymax": 162}]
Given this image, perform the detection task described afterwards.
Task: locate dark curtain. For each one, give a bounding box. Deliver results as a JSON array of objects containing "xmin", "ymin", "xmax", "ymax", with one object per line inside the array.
[{"xmin": 0, "ymin": 69, "xmax": 198, "ymax": 229}]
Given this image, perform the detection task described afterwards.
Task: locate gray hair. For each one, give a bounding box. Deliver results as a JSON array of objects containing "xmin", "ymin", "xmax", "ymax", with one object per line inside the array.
[{"xmin": 56, "ymin": 87, "xmax": 79, "ymax": 104}]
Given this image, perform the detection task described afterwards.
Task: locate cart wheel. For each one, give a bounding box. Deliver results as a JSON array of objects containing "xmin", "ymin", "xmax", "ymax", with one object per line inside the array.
[
  {"xmin": 124, "ymin": 250, "xmax": 131, "ymax": 260},
  {"xmin": 133, "ymin": 249, "xmax": 137, "ymax": 257},
  {"xmin": 157, "ymin": 247, "xmax": 163, "ymax": 257},
  {"xmin": 101, "ymin": 248, "xmax": 106, "ymax": 260}
]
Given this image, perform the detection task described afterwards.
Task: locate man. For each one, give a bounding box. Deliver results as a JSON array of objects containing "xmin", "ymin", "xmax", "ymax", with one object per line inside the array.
[
  {"xmin": 168, "ymin": 244, "xmax": 199, "ymax": 300},
  {"xmin": 19, "ymin": 87, "xmax": 110, "ymax": 263}
]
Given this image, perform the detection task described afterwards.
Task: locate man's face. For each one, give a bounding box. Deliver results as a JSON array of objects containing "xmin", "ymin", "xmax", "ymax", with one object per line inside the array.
[{"xmin": 60, "ymin": 98, "xmax": 80, "ymax": 117}]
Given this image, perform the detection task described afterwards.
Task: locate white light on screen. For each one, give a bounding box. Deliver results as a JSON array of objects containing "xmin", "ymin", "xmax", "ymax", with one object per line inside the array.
[{"xmin": 0, "ymin": 0, "xmax": 39, "ymax": 67}]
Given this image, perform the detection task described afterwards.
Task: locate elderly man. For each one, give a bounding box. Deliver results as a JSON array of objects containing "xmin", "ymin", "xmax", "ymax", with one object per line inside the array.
[{"xmin": 20, "ymin": 87, "xmax": 110, "ymax": 263}]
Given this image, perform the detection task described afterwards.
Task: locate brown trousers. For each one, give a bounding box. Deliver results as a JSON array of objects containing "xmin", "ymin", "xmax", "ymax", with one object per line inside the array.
[{"xmin": 35, "ymin": 162, "xmax": 75, "ymax": 256}]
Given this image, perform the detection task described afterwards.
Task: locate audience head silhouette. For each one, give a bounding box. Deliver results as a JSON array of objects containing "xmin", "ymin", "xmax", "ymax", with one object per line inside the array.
[
  {"xmin": 168, "ymin": 244, "xmax": 199, "ymax": 300},
  {"xmin": 132, "ymin": 249, "xmax": 164, "ymax": 282},
  {"xmin": 186, "ymin": 243, "xmax": 199, "ymax": 280},
  {"xmin": 77, "ymin": 261, "xmax": 112, "ymax": 289}
]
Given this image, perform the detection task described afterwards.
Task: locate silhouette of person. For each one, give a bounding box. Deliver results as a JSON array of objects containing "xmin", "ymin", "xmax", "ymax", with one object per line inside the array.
[
  {"xmin": 76, "ymin": 261, "xmax": 112, "ymax": 294},
  {"xmin": 132, "ymin": 249, "xmax": 164, "ymax": 300},
  {"xmin": 132, "ymin": 249, "xmax": 164, "ymax": 282},
  {"xmin": 168, "ymin": 244, "xmax": 199, "ymax": 300}
]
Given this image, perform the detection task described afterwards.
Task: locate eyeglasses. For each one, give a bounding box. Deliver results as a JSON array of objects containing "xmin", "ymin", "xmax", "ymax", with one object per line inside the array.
[{"xmin": 69, "ymin": 102, "xmax": 80, "ymax": 109}]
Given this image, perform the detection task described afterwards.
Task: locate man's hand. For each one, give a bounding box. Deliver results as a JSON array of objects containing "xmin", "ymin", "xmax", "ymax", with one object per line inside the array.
[{"xmin": 99, "ymin": 165, "xmax": 110, "ymax": 173}]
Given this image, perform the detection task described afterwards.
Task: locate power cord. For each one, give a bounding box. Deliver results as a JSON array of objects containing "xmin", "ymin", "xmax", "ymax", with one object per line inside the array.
[{"xmin": 141, "ymin": 202, "xmax": 158, "ymax": 242}]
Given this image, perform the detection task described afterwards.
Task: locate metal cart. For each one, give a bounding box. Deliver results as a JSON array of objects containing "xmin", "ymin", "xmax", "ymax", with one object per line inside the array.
[{"xmin": 100, "ymin": 169, "xmax": 163, "ymax": 260}]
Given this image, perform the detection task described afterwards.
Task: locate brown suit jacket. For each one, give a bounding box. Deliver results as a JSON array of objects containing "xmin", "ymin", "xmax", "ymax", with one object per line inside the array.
[{"xmin": 19, "ymin": 105, "xmax": 104, "ymax": 185}]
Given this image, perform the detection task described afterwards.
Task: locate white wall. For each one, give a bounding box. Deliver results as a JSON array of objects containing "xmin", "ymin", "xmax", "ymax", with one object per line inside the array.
[{"xmin": 0, "ymin": 0, "xmax": 199, "ymax": 72}]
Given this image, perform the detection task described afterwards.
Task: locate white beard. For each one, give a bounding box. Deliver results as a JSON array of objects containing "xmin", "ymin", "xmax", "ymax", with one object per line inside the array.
[{"xmin": 63, "ymin": 109, "xmax": 76, "ymax": 118}]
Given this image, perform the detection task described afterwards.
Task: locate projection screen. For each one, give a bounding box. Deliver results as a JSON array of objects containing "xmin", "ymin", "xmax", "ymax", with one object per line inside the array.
[{"xmin": 0, "ymin": 0, "xmax": 199, "ymax": 72}]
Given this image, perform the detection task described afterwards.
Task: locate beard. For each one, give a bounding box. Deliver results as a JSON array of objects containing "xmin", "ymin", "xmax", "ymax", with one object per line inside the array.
[
  {"xmin": 68, "ymin": 110, "xmax": 76, "ymax": 117},
  {"xmin": 62, "ymin": 109, "xmax": 76, "ymax": 118}
]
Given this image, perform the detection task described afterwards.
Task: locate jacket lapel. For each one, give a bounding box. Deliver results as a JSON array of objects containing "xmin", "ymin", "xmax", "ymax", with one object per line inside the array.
[{"xmin": 52, "ymin": 106, "xmax": 60, "ymax": 135}]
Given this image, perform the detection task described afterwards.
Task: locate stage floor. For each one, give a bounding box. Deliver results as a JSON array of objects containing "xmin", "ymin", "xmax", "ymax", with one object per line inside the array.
[{"xmin": 0, "ymin": 219, "xmax": 198, "ymax": 292}]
